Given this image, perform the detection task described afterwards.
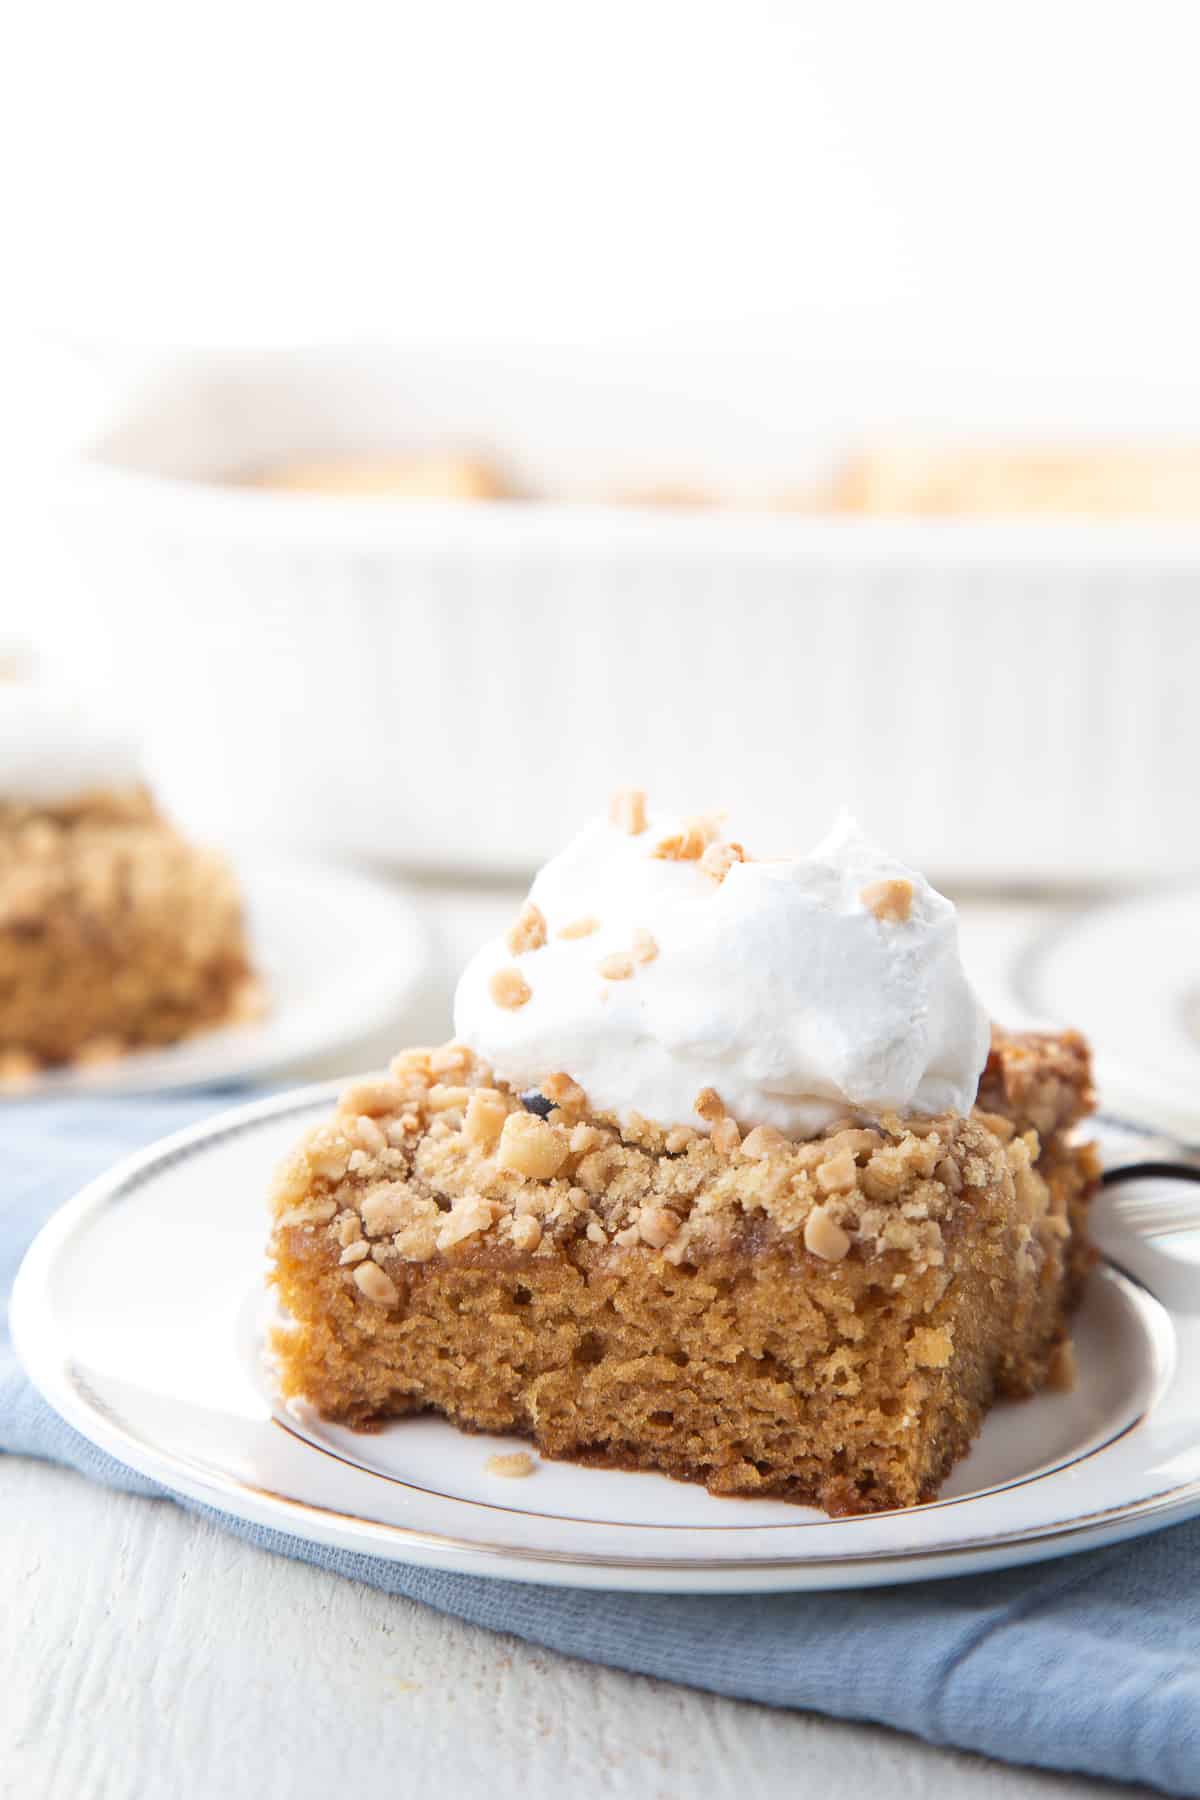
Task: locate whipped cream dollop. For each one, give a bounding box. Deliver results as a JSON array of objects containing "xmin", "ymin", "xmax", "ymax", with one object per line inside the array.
[
  {"xmin": 0, "ymin": 685, "xmax": 142, "ymax": 805},
  {"xmin": 454, "ymin": 802, "xmax": 991, "ymax": 1137}
]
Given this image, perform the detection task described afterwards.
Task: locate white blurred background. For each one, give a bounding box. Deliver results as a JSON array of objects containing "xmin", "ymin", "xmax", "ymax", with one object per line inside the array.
[{"xmin": 4, "ymin": 0, "xmax": 1200, "ymax": 1117}]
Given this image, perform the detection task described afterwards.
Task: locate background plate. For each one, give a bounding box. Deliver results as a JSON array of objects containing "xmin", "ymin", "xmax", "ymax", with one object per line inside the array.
[
  {"xmin": 3, "ymin": 859, "xmax": 431, "ymax": 1097},
  {"xmin": 1021, "ymin": 887, "xmax": 1200, "ymax": 1143}
]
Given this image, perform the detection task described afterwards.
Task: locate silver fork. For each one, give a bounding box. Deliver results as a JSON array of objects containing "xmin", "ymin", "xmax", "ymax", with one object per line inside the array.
[
  {"xmin": 1099, "ymin": 1116, "xmax": 1200, "ymax": 1237},
  {"xmin": 1091, "ymin": 1119, "xmax": 1200, "ymax": 1309}
]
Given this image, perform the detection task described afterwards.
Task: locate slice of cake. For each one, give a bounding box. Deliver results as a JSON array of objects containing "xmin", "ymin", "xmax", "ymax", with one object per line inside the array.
[
  {"xmin": 247, "ymin": 450, "xmax": 509, "ymax": 501},
  {"xmin": 268, "ymin": 797, "xmax": 1097, "ymax": 1515},
  {"xmin": 0, "ymin": 685, "xmax": 262, "ymax": 1078},
  {"xmin": 827, "ymin": 441, "xmax": 1200, "ymax": 517}
]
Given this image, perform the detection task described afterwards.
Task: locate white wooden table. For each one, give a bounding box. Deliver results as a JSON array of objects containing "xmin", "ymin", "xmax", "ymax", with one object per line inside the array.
[{"xmin": 2, "ymin": 886, "xmax": 1155, "ymax": 1800}]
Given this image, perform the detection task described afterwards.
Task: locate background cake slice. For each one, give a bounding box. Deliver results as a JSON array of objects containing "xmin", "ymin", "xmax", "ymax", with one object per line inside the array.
[{"xmin": 0, "ymin": 684, "xmax": 261, "ymax": 1077}]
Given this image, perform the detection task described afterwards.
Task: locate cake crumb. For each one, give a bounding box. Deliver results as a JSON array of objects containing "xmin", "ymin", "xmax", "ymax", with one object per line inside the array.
[
  {"xmin": 909, "ymin": 1325, "xmax": 954, "ymax": 1368},
  {"xmin": 1046, "ymin": 1337, "xmax": 1077, "ymax": 1390},
  {"xmin": 598, "ymin": 953, "xmax": 635, "ymax": 981},
  {"xmin": 486, "ymin": 1451, "xmax": 536, "ymax": 1479},
  {"xmin": 694, "ymin": 1086, "xmax": 725, "ymax": 1122},
  {"xmin": 631, "ymin": 928, "xmax": 658, "ymax": 964}
]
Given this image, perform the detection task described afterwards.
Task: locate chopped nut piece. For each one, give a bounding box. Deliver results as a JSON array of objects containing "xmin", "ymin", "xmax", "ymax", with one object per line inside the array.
[
  {"xmin": 598, "ymin": 953, "xmax": 635, "ymax": 981},
  {"xmin": 741, "ymin": 1124, "xmax": 789, "ymax": 1159},
  {"xmin": 391, "ymin": 1047, "xmax": 433, "ymax": 1077},
  {"xmin": 464, "ymin": 1089, "xmax": 509, "ymax": 1150},
  {"xmin": 586, "ymin": 1220, "xmax": 608, "ymax": 1245},
  {"xmin": 438, "ymin": 1199, "xmax": 500, "ymax": 1250},
  {"xmin": 653, "ymin": 816, "xmax": 719, "ymax": 861},
  {"xmin": 541, "ymin": 1071, "xmax": 587, "ymax": 1110},
  {"xmin": 489, "ymin": 967, "xmax": 532, "ymax": 1010},
  {"xmin": 638, "ymin": 1206, "xmax": 680, "ymax": 1247},
  {"xmin": 861, "ymin": 878, "xmax": 914, "ymax": 924},
  {"xmin": 664, "ymin": 1126, "xmax": 696, "ymax": 1154},
  {"xmin": 506, "ymin": 902, "xmax": 548, "ymax": 955},
  {"xmin": 631, "ymin": 928, "xmax": 658, "ymax": 964},
  {"xmin": 361, "ymin": 1183, "xmax": 420, "ymax": 1238},
  {"xmin": 428, "ymin": 1083, "xmax": 473, "ymax": 1112},
  {"xmin": 711, "ymin": 1117, "xmax": 741, "ymax": 1156},
  {"xmin": 569, "ymin": 1122, "xmax": 606, "ymax": 1156},
  {"xmin": 574, "ymin": 1150, "xmax": 614, "ymax": 1194},
  {"xmin": 558, "ymin": 916, "xmax": 599, "ymax": 940},
  {"xmin": 277, "ymin": 1199, "xmax": 338, "ymax": 1229},
  {"xmin": 353, "ymin": 1262, "xmax": 399, "ymax": 1305},
  {"xmin": 804, "ymin": 1204, "xmax": 851, "ymax": 1262},
  {"xmin": 694, "ymin": 1087, "xmax": 725, "ymax": 1122},
  {"xmin": 428, "ymin": 1043, "xmax": 471, "ymax": 1076},
  {"xmin": 304, "ymin": 1133, "xmax": 352, "ymax": 1180},
  {"xmin": 816, "ymin": 1149, "xmax": 858, "ymax": 1194},
  {"xmin": 339, "ymin": 1076, "xmax": 406, "ymax": 1118},
  {"xmin": 339, "ymin": 1241, "xmax": 370, "ymax": 1265},
  {"xmin": 486, "ymin": 1451, "xmax": 536, "ymax": 1479},
  {"xmin": 909, "ymin": 1326, "xmax": 954, "ymax": 1368},
  {"xmin": 511, "ymin": 1215, "xmax": 543, "ymax": 1252},
  {"xmin": 336, "ymin": 1210, "xmax": 363, "ymax": 1247},
  {"xmin": 935, "ymin": 1156, "xmax": 964, "ymax": 1193},
  {"xmin": 497, "ymin": 1112, "xmax": 568, "ymax": 1179},
  {"xmin": 608, "ymin": 787, "xmax": 648, "ymax": 835},
  {"xmin": 699, "ymin": 841, "xmax": 746, "ymax": 881},
  {"xmin": 352, "ymin": 1114, "xmax": 387, "ymax": 1154}
]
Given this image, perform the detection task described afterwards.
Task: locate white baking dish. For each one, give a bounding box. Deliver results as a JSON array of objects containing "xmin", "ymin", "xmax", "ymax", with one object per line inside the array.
[{"xmin": 45, "ymin": 344, "xmax": 1200, "ymax": 883}]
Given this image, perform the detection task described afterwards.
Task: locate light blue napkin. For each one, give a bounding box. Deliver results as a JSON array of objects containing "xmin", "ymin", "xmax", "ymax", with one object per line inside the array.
[{"xmin": 4, "ymin": 1093, "xmax": 1199, "ymax": 1797}]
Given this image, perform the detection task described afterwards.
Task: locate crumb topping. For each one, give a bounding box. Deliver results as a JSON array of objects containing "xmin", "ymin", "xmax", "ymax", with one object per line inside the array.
[{"xmin": 268, "ymin": 1031, "xmax": 1093, "ymax": 1302}]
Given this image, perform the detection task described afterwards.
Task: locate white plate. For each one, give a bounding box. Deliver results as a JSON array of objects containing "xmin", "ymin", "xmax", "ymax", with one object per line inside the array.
[
  {"xmin": 5, "ymin": 859, "xmax": 431, "ymax": 1096},
  {"xmin": 1020, "ymin": 887, "xmax": 1200, "ymax": 1143},
  {"xmin": 12, "ymin": 1088, "xmax": 1200, "ymax": 1593}
]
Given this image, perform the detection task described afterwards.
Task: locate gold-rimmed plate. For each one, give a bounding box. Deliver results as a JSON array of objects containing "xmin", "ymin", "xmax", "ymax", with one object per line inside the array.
[{"xmin": 12, "ymin": 1087, "xmax": 1200, "ymax": 1592}]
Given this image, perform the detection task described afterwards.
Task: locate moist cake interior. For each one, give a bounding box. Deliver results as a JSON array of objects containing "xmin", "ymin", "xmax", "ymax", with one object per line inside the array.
[{"xmin": 268, "ymin": 1030, "xmax": 1097, "ymax": 1517}]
